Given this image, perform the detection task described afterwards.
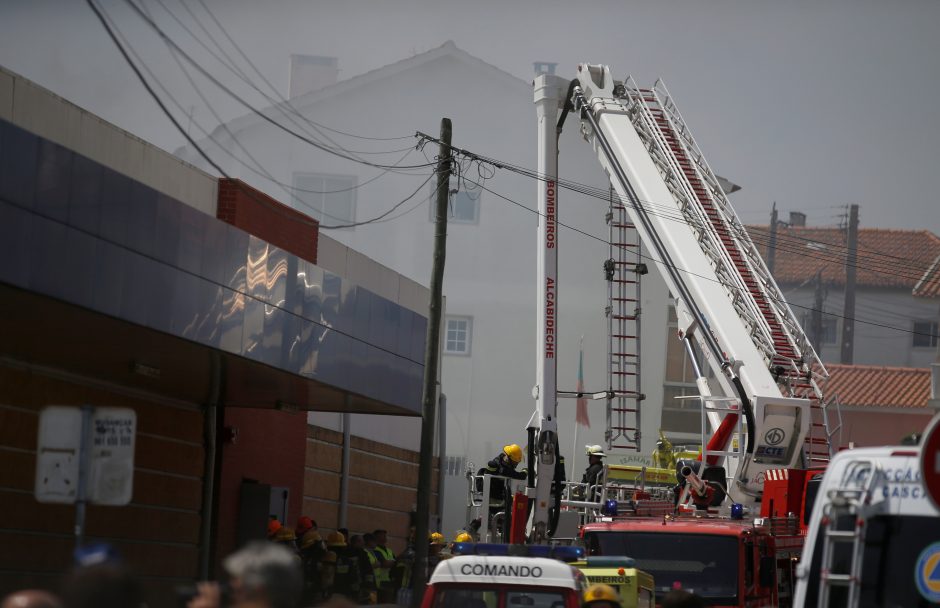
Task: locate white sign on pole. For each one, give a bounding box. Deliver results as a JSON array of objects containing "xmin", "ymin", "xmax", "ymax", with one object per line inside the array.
[
  {"xmin": 35, "ymin": 406, "xmax": 137, "ymax": 506},
  {"xmin": 88, "ymin": 407, "xmax": 137, "ymax": 506},
  {"xmin": 35, "ymin": 406, "xmax": 83, "ymax": 503}
]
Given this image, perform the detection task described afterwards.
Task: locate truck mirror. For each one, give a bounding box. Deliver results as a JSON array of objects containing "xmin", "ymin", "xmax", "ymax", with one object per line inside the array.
[{"xmin": 759, "ymin": 556, "xmax": 776, "ymax": 588}]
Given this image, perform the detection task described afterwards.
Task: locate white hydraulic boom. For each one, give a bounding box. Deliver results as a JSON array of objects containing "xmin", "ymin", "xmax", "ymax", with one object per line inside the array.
[{"xmin": 530, "ymin": 65, "xmax": 829, "ymax": 539}]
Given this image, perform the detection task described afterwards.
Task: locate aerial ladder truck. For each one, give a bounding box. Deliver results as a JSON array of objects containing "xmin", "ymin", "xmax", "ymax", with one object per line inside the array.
[{"xmin": 526, "ymin": 63, "xmax": 835, "ymax": 537}]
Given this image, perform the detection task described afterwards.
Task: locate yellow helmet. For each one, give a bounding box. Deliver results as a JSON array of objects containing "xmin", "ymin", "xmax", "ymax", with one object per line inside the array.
[
  {"xmin": 326, "ymin": 531, "xmax": 346, "ymax": 547},
  {"xmin": 454, "ymin": 532, "xmax": 472, "ymax": 543},
  {"xmin": 583, "ymin": 584, "xmax": 621, "ymax": 607},
  {"xmin": 503, "ymin": 444, "xmax": 523, "ymax": 464},
  {"xmin": 429, "ymin": 532, "xmax": 445, "ymax": 545}
]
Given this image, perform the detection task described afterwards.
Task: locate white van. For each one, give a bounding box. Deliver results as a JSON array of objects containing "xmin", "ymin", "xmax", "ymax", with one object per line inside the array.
[
  {"xmin": 421, "ymin": 551, "xmax": 585, "ymax": 608},
  {"xmin": 793, "ymin": 445, "xmax": 940, "ymax": 607}
]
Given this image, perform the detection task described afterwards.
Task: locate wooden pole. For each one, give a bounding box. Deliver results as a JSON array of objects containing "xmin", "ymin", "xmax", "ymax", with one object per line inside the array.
[{"xmin": 412, "ymin": 118, "xmax": 452, "ymax": 606}]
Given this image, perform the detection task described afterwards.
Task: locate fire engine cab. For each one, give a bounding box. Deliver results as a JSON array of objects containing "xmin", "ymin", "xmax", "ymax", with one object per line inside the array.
[{"xmin": 582, "ymin": 515, "xmax": 803, "ymax": 607}]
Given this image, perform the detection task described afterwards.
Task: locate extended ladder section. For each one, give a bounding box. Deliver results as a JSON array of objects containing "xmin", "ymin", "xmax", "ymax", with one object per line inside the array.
[
  {"xmin": 616, "ymin": 75, "xmax": 835, "ymax": 463},
  {"xmin": 817, "ymin": 460, "xmax": 880, "ymax": 607},
  {"xmin": 567, "ymin": 65, "xmax": 818, "ymax": 497},
  {"xmin": 606, "ymin": 191, "xmax": 645, "ymax": 451}
]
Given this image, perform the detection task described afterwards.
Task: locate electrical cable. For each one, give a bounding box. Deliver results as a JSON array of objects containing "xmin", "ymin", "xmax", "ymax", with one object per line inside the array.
[
  {"xmin": 90, "ymin": 0, "xmax": 438, "ymax": 231},
  {"xmin": 148, "ymin": 0, "xmax": 415, "ymax": 159},
  {"xmin": 416, "ymin": 132, "xmax": 940, "ymax": 285},
  {"xmin": 132, "ymin": 0, "xmax": 420, "ymax": 226},
  {"xmin": 127, "ymin": 0, "xmax": 429, "ymax": 170},
  {"xmin": 190, "ymin": 0, "xmax": 414, "ymax": 142},
  {"xmin": 460, "ymin": 174, "xmax": 939, "ymax": 341}
]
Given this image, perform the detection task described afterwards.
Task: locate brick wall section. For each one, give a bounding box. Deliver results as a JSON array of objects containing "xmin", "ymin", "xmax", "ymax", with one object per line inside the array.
[
  {"xmin": 215, "ymin": 407, "xmax": 307, "ymax": 569},
  {"xmin": 216, "ymin": 178, "xmax": 319, "ymax": 264},
  {"xmin": 0, "ymin": 364, "xmax": 205, "ymax": 606},
  {"xmin": 304, "ymin": 426, "xmax": 439, "ymax": 553}
]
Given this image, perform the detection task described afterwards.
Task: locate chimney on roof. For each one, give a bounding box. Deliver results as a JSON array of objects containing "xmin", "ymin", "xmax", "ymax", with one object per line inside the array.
[
  {"xmin": 289, "ymin": 55, "xmax": 338, "ymax": 99},
  {"xmin": 534, "ymin": 62, "xmax": 558, "ymax": 76},
  {"xmin": 789, "ymin": 211, "xmax": 807, "ymax": 227}
]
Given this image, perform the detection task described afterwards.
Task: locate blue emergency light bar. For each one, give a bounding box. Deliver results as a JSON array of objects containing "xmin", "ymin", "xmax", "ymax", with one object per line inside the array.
[
  {"xmin": 452, "ymin": 543, "xmax": 585, "ymax": 563},
  {"xmin": 584, "ymin": 556, "xmax": 636, "ymax": 568}
]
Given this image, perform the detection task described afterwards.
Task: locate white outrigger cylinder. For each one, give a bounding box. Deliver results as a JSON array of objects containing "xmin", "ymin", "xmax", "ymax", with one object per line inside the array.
[{"xmin": 528, "ymin": 73, "xmax": 568, "ymax": 543}]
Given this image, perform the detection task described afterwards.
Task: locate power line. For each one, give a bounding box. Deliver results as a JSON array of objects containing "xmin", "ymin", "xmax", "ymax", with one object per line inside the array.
[
  {"xmin": 416, "ymin": 132, "xmax": 940, "ymax": 285},
  {"xmin": 90, "ymin": 0, "xmax": 438, "ymax": 231},
  {"xmin": 463, "ymin": 175, "xmax": 939, "ymax": 341},
  {"xmin": 190, "ymin": 0, "xmax": 413, "ymax": 143},
  {"xmin": 146, "ymin": 0, "xmax": 415, "ymax": 160},
  {"xmin": 121, "ymin": 0, "xmax": 438, "ymax": 172},
  {"xmin": 129, "ymin": 0, "xmax": 421, "ymax": 227}
]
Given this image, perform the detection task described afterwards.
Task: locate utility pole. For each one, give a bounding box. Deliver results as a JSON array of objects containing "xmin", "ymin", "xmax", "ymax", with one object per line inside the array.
[
  {"xmin": 412, "ymin": 118, "xmax": 452, "ymax": 606},
  {"xmin": 840, "ymin": 204, "xmax": 859, "ymax": 364},
  {"xmin": 767, "ymin": 202, "xmax": 778, "ymax": 273},
  {"xmin": 811, "ymin": 270, "xmax": 825, "ymax": 353}
]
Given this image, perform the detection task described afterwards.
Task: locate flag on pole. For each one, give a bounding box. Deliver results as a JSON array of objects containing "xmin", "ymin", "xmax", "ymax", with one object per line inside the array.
[{"xmin": 576, "ymin": 337, "xmax": 590, "ymax": 428}]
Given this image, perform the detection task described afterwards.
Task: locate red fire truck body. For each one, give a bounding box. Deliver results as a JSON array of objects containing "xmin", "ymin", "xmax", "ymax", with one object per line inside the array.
[{"xmin": 582, "ymin": 515, "xmax": 804, "ymax": 608}]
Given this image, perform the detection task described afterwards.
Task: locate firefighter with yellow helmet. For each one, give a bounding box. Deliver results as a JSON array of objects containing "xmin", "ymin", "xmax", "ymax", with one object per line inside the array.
[
  {"xmin": 479, "ymin": 444, "xmax": 528, "ymax": 499},
  {"xmin": 582, "ymin": 584, "xmax": 622, "ymax": 608},
  {"xmin": 476, "ymin": 444, "xmax": 527, "ymax": 540}
]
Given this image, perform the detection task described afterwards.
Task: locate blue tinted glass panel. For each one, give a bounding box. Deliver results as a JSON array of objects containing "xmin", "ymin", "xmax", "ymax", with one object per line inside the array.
[
  {"xmin": 127, "ymin": 182, "xmax": 158, "ymax": 259},
  {"xmin": 34, "ymin": 140, "xmax": 72, "ymax": 222},
  {"xmin": 28, "ymin": 215, "xmax": 68, "ymax": 297},
  {"xmin": 98, "ymin": 168, "xmax": 131, "ymax": 247},
  {"xmin": 0, "ymin": 200, "xmax": 33, "ymax": 287},
  {"xmin": 224, "ymin": 226, "xmax": 249, "ymax": 294},
  {"xmin": 68, "ymin": 154, "xmax": 101, "ymax": 234},
  {"xmin": 219, "ymin": 287, "xmax": 245, "ymax": 354},
  {"xmin": 146, "ymin": 260, "xmax": 176, "ymax": 332},
  {"xmin": 0, "ymin": 121, "xmax": 39, "ymax": 209},
  {"xmin": 200, "ymin": 217, "xmax": 227, "ymax": 286},
  {"xmin": 153, "ymin": 194, "xmax": 181, "ymax": 266},
  {"xmin": 176, "ymin": 204, "xmax": 207, "ymax": 276},
  {"xmin": 241, "ymin": 295, "xmax": 266, "ymax": 361},
  {"xmin": 170, "ymin": 271, "xmax": 202, "ymax": 340},
  {"xmin": 92, "ymin": 239, "xmax": 127, "ymax": 318},
  {"xmin": 121, "ymin": 254, "xmax": 157, "ymax": 327},
  {"xmin": 60, "ymin": 227, "xmax": 97, "ymax": 309}
]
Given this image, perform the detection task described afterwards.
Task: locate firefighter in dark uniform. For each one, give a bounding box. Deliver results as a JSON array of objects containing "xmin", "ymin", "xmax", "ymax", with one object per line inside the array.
[
  {"xmin": 326, "ymin": 531, "xmax": 361, "ymax": 601},
  {"xmin": 478, "ymin": 444, "xmax": 527, "ymax": 540},
  {"xmin": 581, "ymin": 445, "xmax": 606, "ymax": 501}
]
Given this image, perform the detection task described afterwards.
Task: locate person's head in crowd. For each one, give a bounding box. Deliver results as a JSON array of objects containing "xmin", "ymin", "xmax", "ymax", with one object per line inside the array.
[
  {"xmin": 295, "ymin": 516, "xmax": 316, "ymax": 538},
  {"xmin": 363, "ymin": 533, "xmax": 376, "ymax": 548},
  {"xmin": 373, "ymin": 529, "xmax": 388, "ymax": 546},
  {"xmin": 1, "ymin": 590, "xmax": 62, "ymax": 608},
  {"xmin": 222, "ymin": 541, "xmax": 303, "ymax": 608},
  {"xmin": 61, "ymin": 565, "xmax": 143, "ymax": 608},
  {"xmin": 349, "ymin": 534, "xmax": 364, "ymax": 550}
]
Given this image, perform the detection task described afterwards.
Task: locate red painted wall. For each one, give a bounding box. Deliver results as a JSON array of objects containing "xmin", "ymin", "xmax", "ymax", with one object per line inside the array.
[
  {"xmin": 217, "ymin": 178, "xmax": 319, "ymax": 264},
  {"xmin": 215, "ymin": 407, "xmax": 307, "ymax": 564}
]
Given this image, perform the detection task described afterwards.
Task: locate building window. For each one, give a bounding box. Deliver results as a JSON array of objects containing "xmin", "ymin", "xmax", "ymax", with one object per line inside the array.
[
  {"xmin": 444, "ymin": 316, "xmax": 473, "ymax": 355},
  {"xmin": 291, "ymin": 173, "xmax": 356, "ymax": 226},
  {"xmin": 913, "ymin": 320, "xmax": 939, "ymax": 348},
  {"xmin": 444, "ymin": 455, "xmax": 467, "ymax": 476},
  {"xmin": 430, "ymin": 177, "xmax": 480, "ymax": 224}
]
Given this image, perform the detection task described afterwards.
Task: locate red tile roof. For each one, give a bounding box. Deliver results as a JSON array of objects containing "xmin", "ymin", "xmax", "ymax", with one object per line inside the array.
[
  {"xmin": 825, "ymin": 364, "xmax": 933, "ymax": 408},
  {"xmin": 747, "ymin": 225, "xmax": 940, "ymax": 295}
]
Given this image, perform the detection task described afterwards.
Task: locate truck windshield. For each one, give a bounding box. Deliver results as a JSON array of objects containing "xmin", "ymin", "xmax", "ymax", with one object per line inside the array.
[
  {"xmin": 431, "ymin": 587, "xmax": 567, "ymax": 608},
  {"xmin": 585, "ymin": 531, "xmax": 738, "ymax": 605},
  {"xmin": 805, "ymin": 514, "xmax": 940, "ymax": 607}
]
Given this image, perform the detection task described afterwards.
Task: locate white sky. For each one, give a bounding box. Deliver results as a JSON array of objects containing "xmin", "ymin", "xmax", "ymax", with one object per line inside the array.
[{"xmin": 1, "ymin": 0, "xmax": 938, "ymax": 234}]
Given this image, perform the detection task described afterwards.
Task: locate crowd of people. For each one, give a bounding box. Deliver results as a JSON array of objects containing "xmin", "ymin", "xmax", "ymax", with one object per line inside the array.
[
  {"xmin": 259, "ymin": 516, "xmax": 464, "ymax": 606},
  {"xmin": 0, "ymin": 518, "xmax": 466, "ymax": 608}
]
